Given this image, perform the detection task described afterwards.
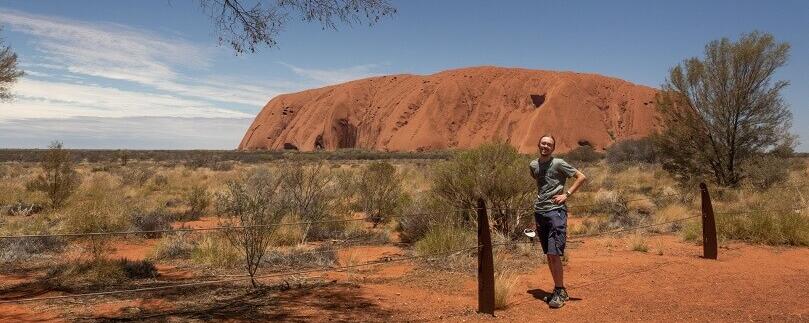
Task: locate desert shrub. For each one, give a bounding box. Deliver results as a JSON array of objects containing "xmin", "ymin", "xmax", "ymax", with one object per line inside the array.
[
  {"xmin": 349, "ymin": 162, "xmax": 410, "ymax": 226},
  {"xmin": 680, "ymin": 220, "xmax": 702, "ymax": 242},
  {"xmin": 217, "ymin": 167, "xmax": 288, "ymax": 286},
  {"xmin": 493, "ymin": 259, "xmax": 519, "ymax": 310},
  {"xmin": 118, "ymin": 258, "xmax": 158, "ymax": 279},
  {"xmin": 269, "ymin": 214, "xmax": 305, "ymax": 246},
  {"xmin": 681, "ymin": 208, "xmax": 808, "ymax": 246},
  {"xmin": 431, "ymin": 142, "xmax": 534, "ymax": 238},
  {"xmin": 415, "ymin": 225, "xmax": 475, "ymax": 257},
  {"xmin": 279, "ymin": 160, "xmax": 345, "ymax": 243},
  {"xmin": 6, "ymin": 201, "xmax": 44, "ymax": 216},
  {"xmin": 263, "ymin": 245, "xmax": 337, "ymax": 269},
  {"xmin": 129, "ymin": 207, "xmax": 172, "ymax": 238},
  {"xmin": 183, "ymin": 185, "xmax": 210, "ymax": 221},
  {"xmin": 397, "ymin": 192, "xmax": 459, "ymax": 243},
  {"xmin": 150, "ymin": 231, "xmax": 196, "ymax": 260},
  {"xmin": 628, "ymin": 234, "xmax": 649, "ymax": 252},
  {"xmin": 191, "ymin": 234, "xmax": 241, "ymax": 269},
  {"xmin": 715, "ymin": 210, "xmax": 809, "ymax": 246},
  {"xmin": 561, "ymin": 145, "xmax": 604, "ymax": 163},
  {"xmin": 62, "ymin": 174, "xmax": 131, "ymax": 260},
  {"xmin": 116, "ymin": 166, "xmax": 154, "ymax": 187},
  {"xmin": 0, "ymin": 217, "xmax": 66, "ymax": 263},
  {"xmin": 150, "ymin": 174, "xmax": 169, "ymax": 189},
  {"xmin": 48, "ymin": 260, "xmax": 126, "ymax": 288},
  {"xmin": 740, "ymin": 155, "xmax": 791, "ymax": 189},
  {"xmin": 26, "ymin": 141, "xmax": 81, "ymax": 208},
  {"xmin": 606, "ymin": 138, "xmax": 657, "ymax": 163}
]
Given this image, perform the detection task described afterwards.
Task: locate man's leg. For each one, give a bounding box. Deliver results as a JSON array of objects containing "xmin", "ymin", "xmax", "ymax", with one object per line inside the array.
[{"xmin": 547, "ymin": 254, "xmax": 564, "ymax": 288}]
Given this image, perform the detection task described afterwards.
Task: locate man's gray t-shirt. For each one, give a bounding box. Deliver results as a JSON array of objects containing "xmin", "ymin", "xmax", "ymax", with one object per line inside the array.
[{"xmin": 529, "ymin": 157, "xmax": 578, "ymax": 212}]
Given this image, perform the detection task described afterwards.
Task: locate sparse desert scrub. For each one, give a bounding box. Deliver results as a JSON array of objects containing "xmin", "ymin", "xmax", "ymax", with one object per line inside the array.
[
  {"xmin": 191, "ymin": 234, "xmax": 241, "ymax": 269},
  {"xmin": 150, "ymin": 231, "xmax": 197, "ymax": 260},
  {"xmin": 0, "ymin": 216, "xmax": 66, "ymax": 263},
  {"xmin": 263, "ymin": 245, "xmax": 337, "ymax": 270},
  {"xmin": 627, "ymin": 233, "xmax": 650, "ymax": 252},
  {"xmin": 129, "ymin": 206, "xmax": 173, "ymax": 238},
  {"xmin": 61, "ymin": 173, "xmax": 131, "ymax": 260},
  {"xmin": 681, "ymin": 179, "xmax": 809, "ymax": 246},
  {"xmin": 415, "ymin": 225, "xmax": 475, "ymax": 268}
]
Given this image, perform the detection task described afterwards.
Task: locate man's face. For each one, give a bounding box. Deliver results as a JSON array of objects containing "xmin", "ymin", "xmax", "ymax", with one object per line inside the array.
[{"xmin": 538, "ymin": 137, "xmax": 555, "ymax": 156}]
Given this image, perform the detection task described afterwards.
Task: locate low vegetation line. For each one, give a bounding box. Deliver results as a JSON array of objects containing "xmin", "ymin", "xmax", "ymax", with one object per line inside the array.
[{"xmin": 0, "ymin": 243, "xmax": 481, "ymax": 305}]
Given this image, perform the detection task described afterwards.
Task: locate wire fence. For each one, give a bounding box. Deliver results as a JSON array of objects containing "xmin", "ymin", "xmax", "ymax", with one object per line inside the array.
[
  {"xmin": 0, "ymin": 192, "xmax": 694, "ymax": 240},
  {"xmin": 0, "ymin": 182, "xmax": 805, "ymax": 307}
]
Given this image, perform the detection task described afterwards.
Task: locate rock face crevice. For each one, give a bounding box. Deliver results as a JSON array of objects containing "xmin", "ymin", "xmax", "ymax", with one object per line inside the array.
[{"xmin": 238, "ymin": 66, "xmax": 660, "ymax": 153}]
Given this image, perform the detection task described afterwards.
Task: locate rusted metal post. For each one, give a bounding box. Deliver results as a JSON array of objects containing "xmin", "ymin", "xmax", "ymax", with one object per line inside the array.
[
  {"xmin": 699, "ymin": 183, "xmax": 718, "ymax": 260},
  {"xmin": 476, "ymin": 198, "xmax": 495, "ymax": 316}
]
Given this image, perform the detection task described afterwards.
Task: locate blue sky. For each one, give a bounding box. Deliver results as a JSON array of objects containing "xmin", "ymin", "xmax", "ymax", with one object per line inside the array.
[{"xmin": 0, "ymin": 0, "xmax": 806, "ymax": 150}]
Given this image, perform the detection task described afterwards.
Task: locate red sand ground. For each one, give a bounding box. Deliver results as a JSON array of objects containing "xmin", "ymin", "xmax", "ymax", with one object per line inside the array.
[
  {"xmin": 1, "ymin": 234, "xmax": 806, "ymax": 322},
  {"xmin": 239, "ymin": 66, "xmax": 659, "ymax": 153}
]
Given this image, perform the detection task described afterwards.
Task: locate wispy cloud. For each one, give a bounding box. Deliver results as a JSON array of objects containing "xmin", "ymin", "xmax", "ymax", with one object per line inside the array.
[
  {"xmin": 280, "ymin": 62, "xmax": 383, "ymax": 85},
  {"xmin": 0, "ymin": 8, "xmax": 283, "ymax": 112},
  {"xmin": 1, "ymin": 79, "xmax": 252, "ymax": 121}
]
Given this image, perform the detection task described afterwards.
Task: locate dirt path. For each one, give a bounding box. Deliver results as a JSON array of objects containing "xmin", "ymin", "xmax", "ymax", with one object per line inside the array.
[{"xmin": 1, "ymin": 235, "xmax": 807, "ymax": 322}]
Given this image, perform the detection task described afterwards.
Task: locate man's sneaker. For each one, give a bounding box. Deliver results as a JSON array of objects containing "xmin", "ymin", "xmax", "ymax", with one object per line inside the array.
[
  {"xmin": 547, "ymin": 288, "xmax": 567, "ymax": 309},
  {"xmin": 548, "ymin": 292, "xmax": 565, "ymax": 308},
  {"xmin": 543, "ymin": 288, "xmax": 569, "ymax": 302},
  {"xmin": 556, "ymin": 288, "xmax": 569, "ymax": 301}
]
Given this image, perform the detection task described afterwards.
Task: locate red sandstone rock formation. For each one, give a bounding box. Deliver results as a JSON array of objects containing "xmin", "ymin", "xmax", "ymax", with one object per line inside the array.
[{"xmin": 239, "ymin": 66, "xmax": 659, "ymax": 153}]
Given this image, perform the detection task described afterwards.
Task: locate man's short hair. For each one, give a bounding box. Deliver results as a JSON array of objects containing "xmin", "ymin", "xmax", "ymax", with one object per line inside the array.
[{"xmin": 538, "ymin": 134, "xmax": 556, "ymax": 147}]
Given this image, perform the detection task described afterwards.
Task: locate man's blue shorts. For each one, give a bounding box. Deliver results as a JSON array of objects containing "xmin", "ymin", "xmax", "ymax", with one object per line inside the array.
[{"xmin": 534, "ymin": 208, "xmax": 567, "ymax": 256}]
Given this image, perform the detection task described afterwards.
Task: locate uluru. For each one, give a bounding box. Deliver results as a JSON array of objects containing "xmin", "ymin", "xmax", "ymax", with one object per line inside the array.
[{"xmin": 238, "ymin": 66, "xmax": 659, "ymax": 153}]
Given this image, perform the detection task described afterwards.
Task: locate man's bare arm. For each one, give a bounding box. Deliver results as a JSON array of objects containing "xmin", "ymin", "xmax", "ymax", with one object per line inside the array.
[{"xmin": 552, "ymin": 170, "xmax": 587, "ymax": 204}]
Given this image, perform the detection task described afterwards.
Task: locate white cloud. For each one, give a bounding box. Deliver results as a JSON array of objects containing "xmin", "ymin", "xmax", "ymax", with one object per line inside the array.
[
  {"xmin": 0, "ymin": 8, "xmax": 282, "ymax": 109},
  {"xmin": 1, "ymin": 79, "xmax": 252, "ymax": 121},
  {"xmin": 280, "ymin": 62, "xmax": 383, "ymax": 85}
]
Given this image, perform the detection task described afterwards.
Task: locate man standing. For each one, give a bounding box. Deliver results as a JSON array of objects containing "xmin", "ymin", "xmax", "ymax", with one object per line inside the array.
[{"xmin": 529, "ymin": 135, "xmax": 587, "ymax": 308}]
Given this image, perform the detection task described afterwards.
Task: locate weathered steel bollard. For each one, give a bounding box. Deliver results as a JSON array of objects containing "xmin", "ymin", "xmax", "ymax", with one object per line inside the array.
[
  {"xmin": 699, "ymin": 183, "xmax": 718, "ymax": 260},
  {"xmin": 476, "ymin": 198, "xmax": 495, "ymax": 315}
]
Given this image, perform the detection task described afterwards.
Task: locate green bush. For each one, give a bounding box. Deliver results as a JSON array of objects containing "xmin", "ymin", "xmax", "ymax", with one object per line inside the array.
[
  {"xmin": 191, "ymin": 234, "xmax": 241, "ymax": 269},
  {"xmin": 150, "ymin": 231, "xmax": 196, "ymax": 260},
  {"xmin": 184, "ymin": 185, "xmax": 210, "ymax": 220},
  {"xmin": 606, "ymin": 138, "xmax": 657, "ymax": 163},
  {"xmin": 561, "ymin": 145, "xmax": 604, "ymax": 163},
  {"xmin": 26, "ymin": 141, "xmax": 81, "ymax": 208},
  {"xmin": 430, "ymin": 142, "xmax": 534, "ymax": 238},
  {"xmin": 682, "ymin": 210, "xmax": 808, "ymax": 246},
  {"xmin": 740, "ymin": 155, "xmax": 791, "ymax": 189},
  {"xmin": 118, "ymin": 258, "xmax": 158, "ymax": 279},
  {"xmin": 280, "ymin": 161, "xmax": 345, "ymax": 243},
  {"xmin": 350, "ymin": 162, "xmax": 409, "ymax": 226},
  {"xmin": 415, "ymin": 225, "xmax": 475, "ymax": 256},
  {"xmin": 130, "ymin": 207, "xmax": 173, "ymax": 238},
  {"xmin": 397, "ymin": 192, "xmax": 459, "ymax": 243}
]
